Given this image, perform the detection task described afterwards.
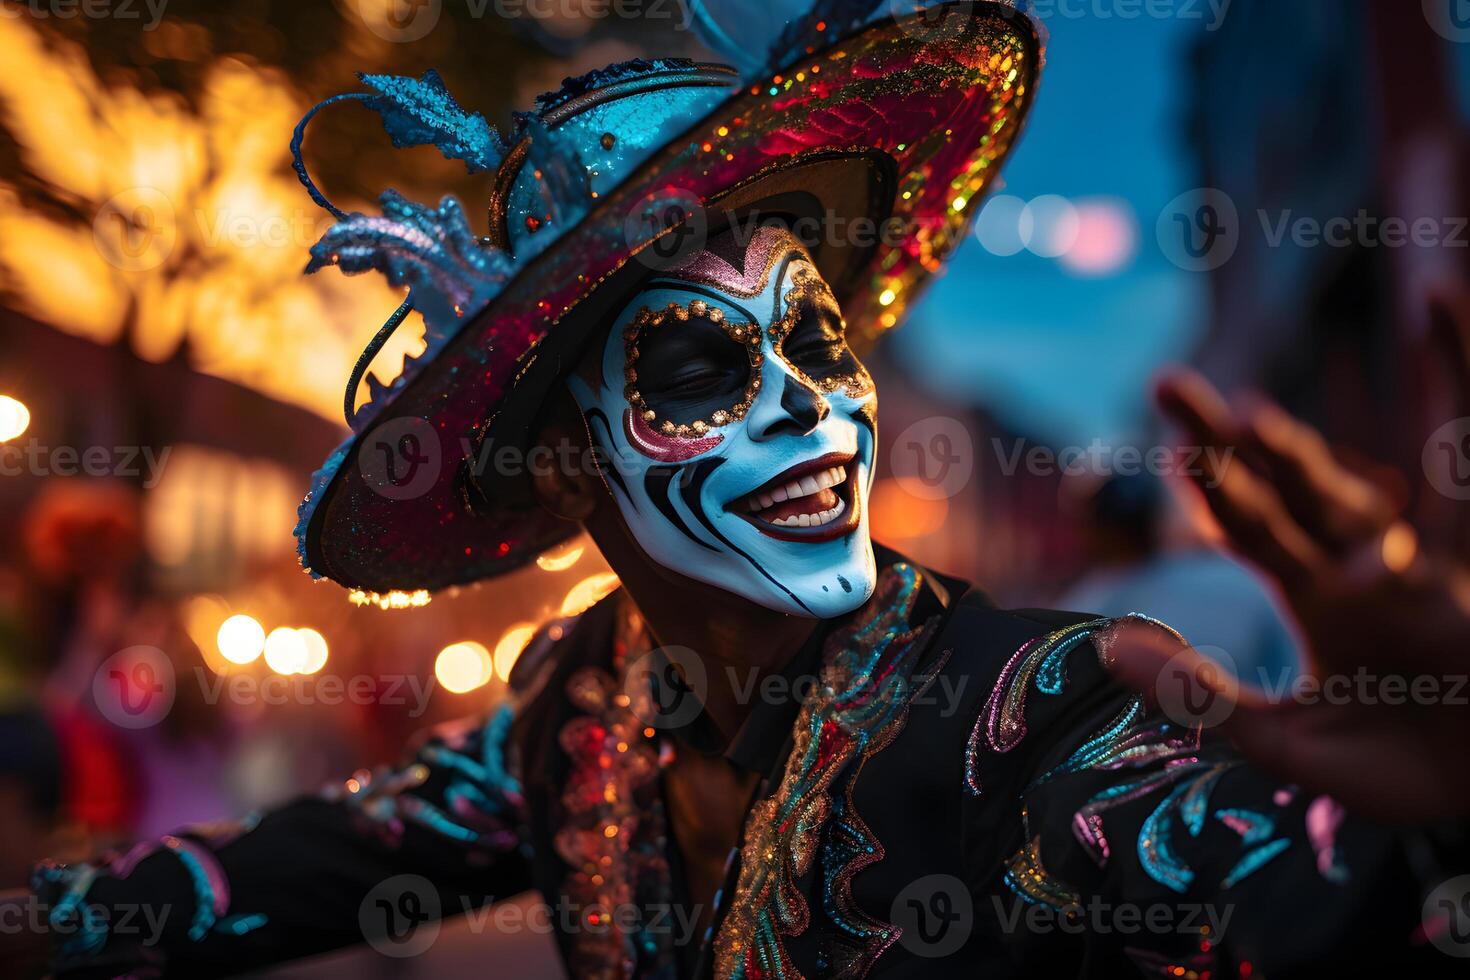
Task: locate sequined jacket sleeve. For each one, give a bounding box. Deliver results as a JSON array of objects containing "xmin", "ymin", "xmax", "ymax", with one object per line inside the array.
[
  {"xmin": 963, "ymin": 613, "xmax": 1460, "ymax": 977},
  {"xmin": 31, "ymin": 704, "xmax": 532, "ymax": 978}
]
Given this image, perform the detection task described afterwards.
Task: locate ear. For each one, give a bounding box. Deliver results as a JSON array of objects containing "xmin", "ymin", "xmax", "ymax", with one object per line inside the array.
[{"xmin": 529, "ymin": 383, "xmax": 604, "ymax": 523}]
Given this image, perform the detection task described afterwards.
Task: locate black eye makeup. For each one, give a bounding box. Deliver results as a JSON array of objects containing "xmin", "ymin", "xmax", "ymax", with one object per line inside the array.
[
  {"xmin": 622, "ymin": 300, "xmax": 764, "ymax": 438},
  {"xmin": 768, "ymin": 270, "xmax": 873, "ymax": 398}
]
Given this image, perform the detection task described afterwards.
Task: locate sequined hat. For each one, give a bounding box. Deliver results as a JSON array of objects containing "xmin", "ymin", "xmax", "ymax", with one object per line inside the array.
[{"xmin": 293, "ymin": 1, "xmax": 1042, "ymax": 599}]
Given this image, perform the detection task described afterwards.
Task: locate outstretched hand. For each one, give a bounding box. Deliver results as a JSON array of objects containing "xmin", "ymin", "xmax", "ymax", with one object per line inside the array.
[{"xmin": 1104, "ymin": 367, "xmax": 1470, "ymax": 821}]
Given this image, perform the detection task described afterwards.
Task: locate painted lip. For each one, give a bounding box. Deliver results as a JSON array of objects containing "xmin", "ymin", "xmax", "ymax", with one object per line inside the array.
[{"xmin": 726, "ymin": 451, "xmax": 861, "ymax": 543}]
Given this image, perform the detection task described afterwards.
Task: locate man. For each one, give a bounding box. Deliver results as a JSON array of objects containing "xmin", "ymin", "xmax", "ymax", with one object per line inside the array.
[{"xmin": 22, "ymin": 3, "xmax": 1470, "ymax": 977}]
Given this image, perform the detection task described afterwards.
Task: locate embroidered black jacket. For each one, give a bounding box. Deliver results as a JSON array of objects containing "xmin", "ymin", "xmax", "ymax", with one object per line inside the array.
[{"xmin": 32, "ymin": 552, "xmax": 1465, "ymax": 978}]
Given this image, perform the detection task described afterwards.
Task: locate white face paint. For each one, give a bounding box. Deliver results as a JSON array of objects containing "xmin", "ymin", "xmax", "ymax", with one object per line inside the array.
[{"xmin": 568, "ymin": 226, "xmax": 878, "ymax": 618}]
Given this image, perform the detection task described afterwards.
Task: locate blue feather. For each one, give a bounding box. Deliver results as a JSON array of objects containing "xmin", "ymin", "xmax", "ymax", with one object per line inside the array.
[{"xmin": 356, "ymin": 69, "xmax": 506, "ymax": 173}]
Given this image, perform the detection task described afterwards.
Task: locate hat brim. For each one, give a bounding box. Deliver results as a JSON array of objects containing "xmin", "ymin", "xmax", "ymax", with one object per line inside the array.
[{"xmin": 298, "ymin": 2, "xmax": 1042, "ymax": 596}]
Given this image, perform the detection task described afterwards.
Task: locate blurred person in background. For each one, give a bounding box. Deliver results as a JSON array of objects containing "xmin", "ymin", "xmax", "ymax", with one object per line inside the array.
[{"xmin": 1060, "ymin": 471, "xmax": 1302, "ymax": 682}]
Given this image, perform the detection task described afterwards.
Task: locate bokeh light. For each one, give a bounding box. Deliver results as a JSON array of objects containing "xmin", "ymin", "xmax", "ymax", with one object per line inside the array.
[
  {"xmin": 560, "ymin": 572, "xmax": 621, "ymax": 617},
  {"xmin": 494, "ymin": 623, "xmax": 538, "ymax": 682},
  {"xmin": 536, "ymin": 542, "xmax": 585, "ymax": 572},
  {"xmin": 296, "ymin": 627, "xmax": 329, "ymax": 674},
  {"xmin": 0, "ymin": 395, "xmax": 30, "ymax": 441},
  {"xmin": 263, "ymin": 626, "xmax": 307, "ymax": 675},
  {"xmin": 1058, "ymin": 198, "xmax": 1138, "ymax": 276},
  {"xmin": 435, "ymin": 641, "xmax": 493, "ymax": 694},
  {"xmin": 217, "ymin": 613, "xmax": 265, "ymax": 665}
]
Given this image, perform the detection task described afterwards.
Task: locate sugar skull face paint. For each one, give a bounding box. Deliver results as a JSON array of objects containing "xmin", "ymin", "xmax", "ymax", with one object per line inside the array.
[{"xmin": 568, "ymin": 226, "xmax": 878, "ymax": 618}]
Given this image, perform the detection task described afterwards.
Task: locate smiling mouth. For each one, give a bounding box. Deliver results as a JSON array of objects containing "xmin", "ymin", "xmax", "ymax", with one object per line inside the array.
[{"xmin": 727, "ymin": 452, "xmax": 860, "ymax": 542}]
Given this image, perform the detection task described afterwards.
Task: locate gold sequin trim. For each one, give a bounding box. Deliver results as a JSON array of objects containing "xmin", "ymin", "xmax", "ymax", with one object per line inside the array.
[{"xmin": 622, "ymin": 299, "xmax": 763, "ymax": 437}]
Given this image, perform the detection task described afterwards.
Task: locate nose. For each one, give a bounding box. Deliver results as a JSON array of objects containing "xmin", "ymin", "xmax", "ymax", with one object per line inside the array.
[{"xmin": 747, "ymin": 362, "xmax": 831, "ymax": 441}]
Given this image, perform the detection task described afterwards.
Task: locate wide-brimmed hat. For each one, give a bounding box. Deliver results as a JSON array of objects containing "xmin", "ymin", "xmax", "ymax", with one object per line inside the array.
[{"xmin": 293, "ymin": 1, "xmax": 1043, "ymax": 599}]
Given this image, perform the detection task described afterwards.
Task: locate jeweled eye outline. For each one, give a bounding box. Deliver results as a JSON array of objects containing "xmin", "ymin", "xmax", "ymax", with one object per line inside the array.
[
  {"xmin": 622, "ymin": 299, "xmax": 764, "ymax": 439},
  {"xmin": 766, "ymin": 269, "xmax": 874, "ymax": 400}
]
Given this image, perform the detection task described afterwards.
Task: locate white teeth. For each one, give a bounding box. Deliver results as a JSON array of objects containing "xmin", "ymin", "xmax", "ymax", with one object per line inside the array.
[
  {"xmin": 767, "ymin": 496, "xmax": 847, "ymax": 529},
  {"xmin": 743, "ymin": 464, "xmax": 848, "ymax": 511}
]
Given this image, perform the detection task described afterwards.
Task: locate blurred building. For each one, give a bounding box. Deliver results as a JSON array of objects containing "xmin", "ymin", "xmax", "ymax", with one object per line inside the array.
[{"xmin": 1189, "ymin": 0, "xmax": 1470, "ymax": 549}]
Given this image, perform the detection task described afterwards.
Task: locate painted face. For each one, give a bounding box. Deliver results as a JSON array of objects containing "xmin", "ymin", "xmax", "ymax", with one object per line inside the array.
[{"xmin": 568, "ymin": 226, "xmax": 879, "ymax": 618}]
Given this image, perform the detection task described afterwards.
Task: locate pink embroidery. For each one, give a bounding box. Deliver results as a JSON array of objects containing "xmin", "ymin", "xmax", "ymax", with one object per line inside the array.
[
  {"xmin": 670, "ymin": 224, "xmax": 791, "ymax": 297},
  {"xmin": 623, "ymin": 408, "xmax": 722, "ymax": 462},
  {"xmin": 1306, "ymin": 794, "xmax": 1349, "ymax": 883}
]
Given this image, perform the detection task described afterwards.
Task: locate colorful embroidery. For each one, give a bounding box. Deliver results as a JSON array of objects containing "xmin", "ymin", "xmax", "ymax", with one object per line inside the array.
[
  {"xmin": 323, "ymin": 703, "xmax": 525, "ymax": 852},
  {"xmin": 1307, "ymin": 795, "xmax": 1349, "ymax": 884},
  {"xmin": 1030, "ymin": 696, "xmax": 1200, "ymax": 791},
  {"xmin": 713, "ymin": 563, "xmax": 941, "ymax": 980},
  {"xmin": 555, "ymin": 602, "xmax": 676, "ymax": 980},
  {"xmin": 1138, "ymin": 764, "xmax": 1233, "ymax": 893},
  {"xmin": 1004, "ymin": 808, "xmax": 1081, "ymax": 910},
  {"xmin": 966, "ymin": 613, "xmax": 1186, "ymax": 797}
]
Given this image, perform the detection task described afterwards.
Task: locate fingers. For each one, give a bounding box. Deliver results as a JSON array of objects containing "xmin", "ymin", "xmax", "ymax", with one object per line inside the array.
[
  {"xmin": 1156, "ymin": 370, "xmax": 1325, "ymax": 591},
  {"xmin": 1244, "ymin": 400, "xmax": 1399, "ymax": 550}
]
